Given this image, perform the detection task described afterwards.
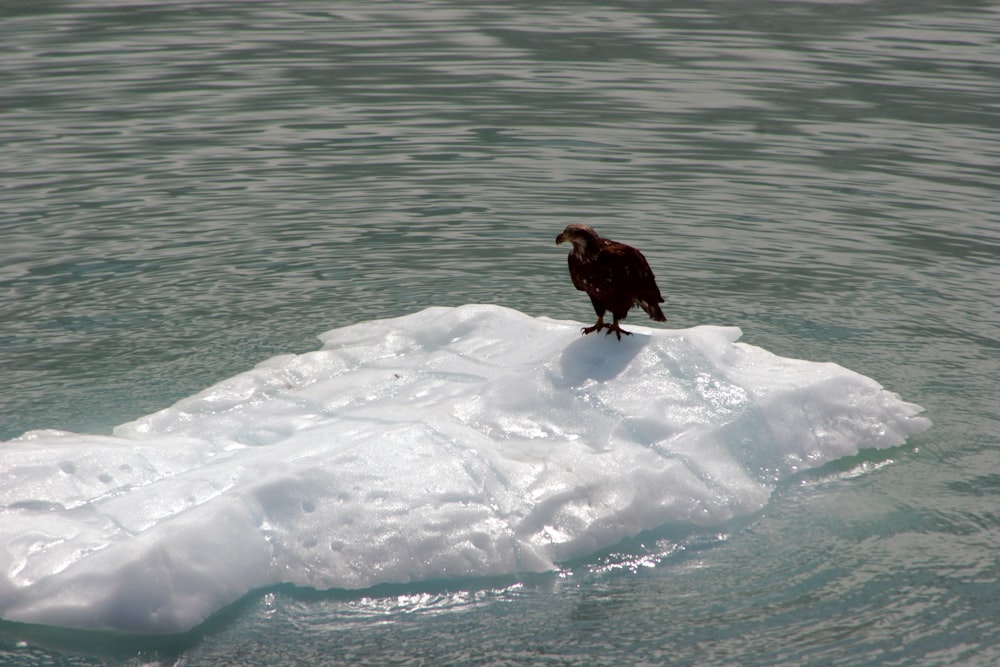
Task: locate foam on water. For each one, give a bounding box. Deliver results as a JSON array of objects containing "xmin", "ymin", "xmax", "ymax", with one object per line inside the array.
[{"xmin": 0, "ymin": 305, "xmax": 929, "ymax": 634}]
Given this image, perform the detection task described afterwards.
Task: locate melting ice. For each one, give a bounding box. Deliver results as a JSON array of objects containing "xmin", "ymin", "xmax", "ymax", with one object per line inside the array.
[{"xmin": 0, "ymin": 305, "xmax": 930, "ymax": 634}]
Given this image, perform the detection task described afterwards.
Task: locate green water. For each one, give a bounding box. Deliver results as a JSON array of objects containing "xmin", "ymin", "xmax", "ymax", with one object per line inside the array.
[{"xmin": 2, "ymin": 1, "xmax": 998, "ymax": 665}]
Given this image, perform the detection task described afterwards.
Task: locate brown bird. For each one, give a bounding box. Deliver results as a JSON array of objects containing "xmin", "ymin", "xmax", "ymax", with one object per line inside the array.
[{"xmin": 556, "ymin": 224, "xmax": 666, "ymax": 340}]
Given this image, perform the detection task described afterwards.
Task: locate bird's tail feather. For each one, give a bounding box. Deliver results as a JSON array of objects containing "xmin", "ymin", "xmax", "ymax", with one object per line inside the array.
[{"xmin": 640, "ymin": 300, "xmax": 667, "ymax": 322}]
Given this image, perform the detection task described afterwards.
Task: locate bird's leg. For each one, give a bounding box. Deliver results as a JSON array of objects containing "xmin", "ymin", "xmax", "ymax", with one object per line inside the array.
[
  {"xmin": 581, "ymin": 315, "xmax": 606, "ymax": 335},
  {"xmin": 604, "ymin": 319, "xmax": 632, "ymax": 341},
  {"xmin": 583, "ymin": 298, "xmax": 608, "ymax": 335}
]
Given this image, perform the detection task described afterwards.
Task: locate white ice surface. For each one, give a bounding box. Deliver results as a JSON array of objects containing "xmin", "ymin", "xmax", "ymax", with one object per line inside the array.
[{"xmin": 0, "ymin": 305, "xmax": 930, "ymax": 634}]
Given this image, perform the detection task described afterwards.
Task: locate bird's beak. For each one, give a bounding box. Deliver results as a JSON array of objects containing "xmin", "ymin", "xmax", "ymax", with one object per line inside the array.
[{"xmin": 556, "ymin": 232, "xmax": 566, "ymax": 245}]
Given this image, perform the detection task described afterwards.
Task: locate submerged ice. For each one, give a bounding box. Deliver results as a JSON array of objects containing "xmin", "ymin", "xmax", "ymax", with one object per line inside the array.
[{"xmin": 0, "ymin": 305, "xmax": 930, "ymax": 634}]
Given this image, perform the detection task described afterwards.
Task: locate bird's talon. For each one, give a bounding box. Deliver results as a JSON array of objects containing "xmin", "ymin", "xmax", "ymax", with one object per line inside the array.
[{"xmin": 604, "ymin": 324, "xmax": 632, "ymax": 340}]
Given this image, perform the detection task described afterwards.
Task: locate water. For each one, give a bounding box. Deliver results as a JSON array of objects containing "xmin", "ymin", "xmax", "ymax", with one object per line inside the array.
[{"xmin": 1, "ymin": 0, "xmax": 997, "ymax": 664}]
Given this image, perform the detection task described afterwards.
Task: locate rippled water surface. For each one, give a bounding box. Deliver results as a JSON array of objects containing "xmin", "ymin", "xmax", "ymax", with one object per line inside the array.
[{"xmin": 2, "ymin": 1, "xmax": 999, "ymax": 665}]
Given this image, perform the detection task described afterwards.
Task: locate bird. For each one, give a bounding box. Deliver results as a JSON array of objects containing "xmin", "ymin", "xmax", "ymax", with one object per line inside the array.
[{"xmin": 555, "ymin": 224, "xmax": 666, "ymax": 340}]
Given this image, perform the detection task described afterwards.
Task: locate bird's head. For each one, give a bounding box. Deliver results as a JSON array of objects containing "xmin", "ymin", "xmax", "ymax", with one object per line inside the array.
[{"xmin": 556, "ymin": 224, "xmax": 600, "ymax": 258}]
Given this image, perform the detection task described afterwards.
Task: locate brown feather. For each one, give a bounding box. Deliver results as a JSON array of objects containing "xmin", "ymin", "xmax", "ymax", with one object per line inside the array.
[{"xmin": 556, "ymin": 224, "xmax": 666, "ymax": 339}]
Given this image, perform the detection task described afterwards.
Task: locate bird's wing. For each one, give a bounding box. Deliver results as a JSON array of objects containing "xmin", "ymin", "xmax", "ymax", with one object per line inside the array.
[{"xmin": 599, "ymin": 240, "xmax": 663, "ymax": 300}]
